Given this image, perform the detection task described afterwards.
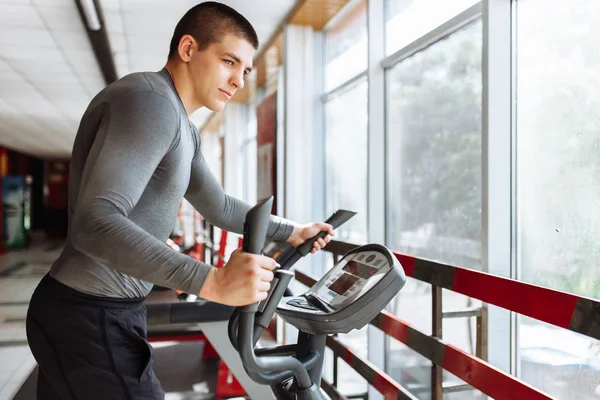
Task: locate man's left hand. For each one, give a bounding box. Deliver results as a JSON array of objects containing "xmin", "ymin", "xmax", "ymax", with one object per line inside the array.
[{"xmin": 287, "ymin": 222, "xmax": 335, "ymax": 253}]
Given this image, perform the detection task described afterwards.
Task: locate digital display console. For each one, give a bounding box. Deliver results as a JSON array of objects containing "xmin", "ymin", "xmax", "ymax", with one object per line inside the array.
[
  {"xmin": 308, "ymin": 251, "xmax": 391, "ymax": 309},
  {"xmin": 327, "ymin": 273, "xmax": 359, "ymax": 295}
]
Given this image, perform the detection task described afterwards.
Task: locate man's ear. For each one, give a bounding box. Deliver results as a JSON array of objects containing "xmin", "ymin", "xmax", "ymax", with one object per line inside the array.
[{"xmin": 178, "ymin": 34, "xmax": 195, "ymax": 62}]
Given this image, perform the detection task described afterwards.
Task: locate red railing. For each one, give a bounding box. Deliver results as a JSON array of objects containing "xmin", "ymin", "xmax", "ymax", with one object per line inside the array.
[{"xmin": 294, "ymin": 240, "xmax": 600, "ymax": 400}]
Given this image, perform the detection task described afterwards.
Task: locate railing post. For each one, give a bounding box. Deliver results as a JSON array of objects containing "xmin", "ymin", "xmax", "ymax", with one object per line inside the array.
[
  {"xmin": 477, "ymin": 305, "xmax": 488, "ymax": 360},
  {"xmin": 431, "ymin": 286, "xmax": 443, "ymax": 400}
]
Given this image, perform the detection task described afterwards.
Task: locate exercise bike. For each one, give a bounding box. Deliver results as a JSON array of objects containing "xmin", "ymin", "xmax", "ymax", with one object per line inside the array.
[{"xmin": 228, "ymin": 197, "xmax": 407, "ymax": 399}]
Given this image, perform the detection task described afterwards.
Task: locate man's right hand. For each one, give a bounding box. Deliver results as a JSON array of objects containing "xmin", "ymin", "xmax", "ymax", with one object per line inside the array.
[{"xmin": 198, "ymin": 248, "xmax": 277, "ymax": 306}]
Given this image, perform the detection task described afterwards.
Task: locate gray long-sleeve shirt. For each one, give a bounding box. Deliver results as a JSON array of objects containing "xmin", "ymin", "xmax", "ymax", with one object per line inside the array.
[{"xmin": 49, "ymin": 68, "xmax": 294, "ymax": 298}]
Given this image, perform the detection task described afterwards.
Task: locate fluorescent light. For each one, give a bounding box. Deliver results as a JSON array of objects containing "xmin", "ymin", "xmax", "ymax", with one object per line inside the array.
[{"xmin": 80, "ymin": 0, "xmax": 102, "ymax": 31}]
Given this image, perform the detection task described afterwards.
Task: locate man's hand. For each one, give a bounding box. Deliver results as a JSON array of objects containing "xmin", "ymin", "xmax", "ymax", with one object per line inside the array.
[
  {"xmin": 198, "ymin": 249, "xmax": 277, "ymax": 306},
  {"xmin": 287, "ymin": 222, "xmax": 335, "ymax": 253}
]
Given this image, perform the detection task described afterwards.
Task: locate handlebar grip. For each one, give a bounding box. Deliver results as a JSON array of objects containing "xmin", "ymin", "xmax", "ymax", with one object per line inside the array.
[
  {"xmin": 325, "ymin": 209, "xmax": 357, "ymax": 228},
  {"xmin": 297, "ymin": 209, "xmax": 357, "ymax": 256},
  {"xmin": 240, "ymin": 197, "xmax": 273, "ymax": 313}
]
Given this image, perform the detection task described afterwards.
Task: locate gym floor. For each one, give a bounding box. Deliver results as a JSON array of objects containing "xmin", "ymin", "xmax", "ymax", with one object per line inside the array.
[
  {"xmin": 0, "ymin": 237, "xmax": 221, "ymax": 400},
  {"xmin": 0, "ymin": 236, "xmax": 54, "ymax": 400}
]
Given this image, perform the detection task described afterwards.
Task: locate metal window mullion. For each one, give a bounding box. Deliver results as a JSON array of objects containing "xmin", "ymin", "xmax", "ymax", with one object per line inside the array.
[
  {"xmin": 481, "ymin": 0, "xmax": 513, "ymax": 381},
  {"xmin": 321, "ymin": 70, "xmax": 368, "ymax": 102},
  {"xmin": 323, "ymin": 0, "xmax": 365, "ymax": 32},
  {"xmin": 381, "ymin": 2, "xmax": 482, "ymax": 70},
  {"xmin": 367, "ymin": 0, "xmax": 386, "ymax": 399}
]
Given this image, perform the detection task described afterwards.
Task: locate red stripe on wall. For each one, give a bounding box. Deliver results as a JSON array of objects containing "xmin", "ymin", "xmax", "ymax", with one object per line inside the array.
[
  {"xmin": 443, "ymin": 345, "xmax": 554, "ymax": 400},
  {"xmin": 451, "ymin": 268, "xmax": 579, "ymax": 329}
]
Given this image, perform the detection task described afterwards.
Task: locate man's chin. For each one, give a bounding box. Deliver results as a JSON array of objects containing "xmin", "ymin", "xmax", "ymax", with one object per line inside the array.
[{"xmin": 205, "ymin": 101, "xmax": 227, "ymax": 112}]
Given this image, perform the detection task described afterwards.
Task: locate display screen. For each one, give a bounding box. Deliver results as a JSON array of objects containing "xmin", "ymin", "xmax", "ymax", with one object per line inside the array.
[
  {"xmin": 342, "ymin": 260, "xmax": 377, "ymax": 279},
  {"xmin": 328, "ymin": 273, "xmax": 359, "ymax": 295}
]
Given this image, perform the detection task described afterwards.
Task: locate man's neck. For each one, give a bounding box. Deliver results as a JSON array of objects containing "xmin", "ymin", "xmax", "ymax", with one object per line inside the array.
[{"xmin": 163, "ymin": 61, "xmax": 198, "ymax": 115}]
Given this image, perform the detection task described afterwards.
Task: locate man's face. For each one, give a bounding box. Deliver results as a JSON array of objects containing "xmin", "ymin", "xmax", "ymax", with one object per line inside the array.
[{"xmin": 188, "ymin": 33, "xmax": 255, "ymax": 112}]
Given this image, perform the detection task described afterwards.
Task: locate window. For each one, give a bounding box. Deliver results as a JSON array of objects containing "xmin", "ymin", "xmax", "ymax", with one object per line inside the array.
[
  {"xmin": 385, "ymin": 0, "xmax": 479, "ymax": 56},
  {"xmin": 515, "ymin": 1, "xmax": 600, "ymax": 398},
  {"xmin": 325, "ymin": 0, "xmax": 368, "ymax": 91},
  {"xmin": 386, "ymin": 20, "xmax": 482, "ymax": 270},
  {"xmin": 385, "ymin": 19, "xmax": 483, "ymax": 398},
  {"xmin": 325, "ymin": 80, "xmax": 369, "ymax": 244}
]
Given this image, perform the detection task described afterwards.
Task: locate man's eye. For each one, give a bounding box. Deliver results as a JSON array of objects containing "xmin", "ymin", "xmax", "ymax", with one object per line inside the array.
[{"xmin": 224, "ymin": 60, "xmax": 234, "ymax": 66}]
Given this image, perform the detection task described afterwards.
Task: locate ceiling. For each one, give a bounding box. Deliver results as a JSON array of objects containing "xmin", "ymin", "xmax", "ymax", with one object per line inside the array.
[{"xmin": 0, "ymin": 0, "xmax": 298, "ymax": 159}]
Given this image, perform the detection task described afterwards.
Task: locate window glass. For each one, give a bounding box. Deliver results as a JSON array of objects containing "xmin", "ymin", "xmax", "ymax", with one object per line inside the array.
[
  {"xmin": 515, "ymin": 1, "xmax": 600, "ymax": 398},
  {"xmin": 385, "ymin": 0, "xmax": 478, "ymax": 56},
  {"xmin": 325, "ymin": 0, "xmax": 368, "ymax": 91}
]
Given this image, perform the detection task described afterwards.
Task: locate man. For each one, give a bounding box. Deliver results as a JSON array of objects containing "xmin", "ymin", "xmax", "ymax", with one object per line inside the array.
[{"xmin": 26, "ymin": 2, "xmax": 333, "ymax": 399}]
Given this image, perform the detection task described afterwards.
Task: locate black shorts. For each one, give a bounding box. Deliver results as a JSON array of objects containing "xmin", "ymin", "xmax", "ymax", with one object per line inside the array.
[{"xmin": 26, "ymin": 274, "xmax": 164, "ymax": 400}]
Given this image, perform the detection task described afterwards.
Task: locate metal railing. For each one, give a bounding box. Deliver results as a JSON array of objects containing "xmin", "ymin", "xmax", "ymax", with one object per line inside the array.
[{"xmin": 293, "ymin": 239, "xmax": 600, "ymax": 400}]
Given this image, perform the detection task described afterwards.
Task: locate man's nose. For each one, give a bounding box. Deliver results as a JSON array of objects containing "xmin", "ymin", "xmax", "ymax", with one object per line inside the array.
[{"xmin": 231, "ymin": 71, "xmax": 244, "ymax": 90}]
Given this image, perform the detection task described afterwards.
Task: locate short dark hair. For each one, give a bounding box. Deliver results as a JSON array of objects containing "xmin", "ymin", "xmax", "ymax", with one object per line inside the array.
[{"xmin": 168, "ymin": 2, "xmax": 259, "ymax": 59}]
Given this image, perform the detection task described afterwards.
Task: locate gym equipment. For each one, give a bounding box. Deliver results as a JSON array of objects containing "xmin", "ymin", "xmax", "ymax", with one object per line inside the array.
[
  {"xmin": 145, "ymin": 199, "xmax": 358, "ymax": 399},
  {"xmin": 229, "ymin": 197, "xmax": 407, "ymax": 399}
]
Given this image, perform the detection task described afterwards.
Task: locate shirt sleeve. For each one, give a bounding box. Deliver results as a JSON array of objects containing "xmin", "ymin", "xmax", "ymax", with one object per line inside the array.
[
  {"xmin": 70, "ymin": 91, "xmax": 212, "ymax": 295},
  {"xmin": 185, "ymin": 146, "xmax": 296, "ymax": 242}
]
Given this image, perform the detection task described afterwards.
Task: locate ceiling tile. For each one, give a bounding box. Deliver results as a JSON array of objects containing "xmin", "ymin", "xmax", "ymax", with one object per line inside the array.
[
  {"xmin": 0, "ymin": 27, "xmax": 57, "ymax": 47},
  {"xmin": 0, "ymin": 69, "xmax": 22, "ymax": 82},
  {"xmin": 127, "ymin": 53, "xmax": 165, "ymax": 73},
  {"xmin": 37, "ymin": 5, "xmax": 85, "ymax": 32},
  {"xmin": 28, "ymin": 73, "xmax": 81, "ymax": 88},
  {"xmin": 99, "ymin": 0, "xmax": 121, "ymax": 12},
  {"xmin": 79, "ymin": 75, "xmax": 106, "ymax": 96},
  {"xmin": 1, "ymin": 44, "xmax": 63, "ymax": 62},
  {"xmin": 0, "ymin": 4, "xmax": 45, "ymax": 28},
  {"xmin": 103, "ymin": 10, "xmax": 124, "ymax": 34},
  {"xmin": 0, "ymin": 0, "xmax": 35, "ymax": 4},
  {"xmin": 39, "ymin": 86, "xmax": 88, "ymax": 100},
  {"xmin": 11, "ymin": 59, "xmax": 72, "ymax": 75},
  {"xmin": 32, "ymin": 0, "xmax": 75, "ymax": 6},
  {"xmin": 126, "ymin": 34, "xmax": 169, "ymax": 55},
  {"xmin": 53, "ymin": 100, "xmax": 88, "ymax": 119},
  {"xmin": 108, "ymin": 33, "xmax": 126, "ymax": 52},
  {"xmin": 0, "ymin": 79, "xmax": 37, "ymax": 97},
  {"xmin": 123, "ymin": 14, "xmax": 175, "ymax": 36},
  {"xmin": 115, "ymin": 65, "xmax": 130, "ymax": 77},
  {"xmin": 62, "ymin": 49, "xmax": 100, "ymax": 75},
  {"xmin": 0, "ymin": 0, "xmax": 298, "ymax": 159},
  {"xmin": 113, "ymin": 50, "xmax": 129, "ymax": 66},
  {"xmin": 0, "ymin": 58, "xmax": 11, "ymax": 72},
  {"xmin": 120, "ymin": 0, "xmax": 190, "ymax": 13},
  {"xmin": 53, "ymin": 31, "xmax": 92, "ymax": 51}
]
